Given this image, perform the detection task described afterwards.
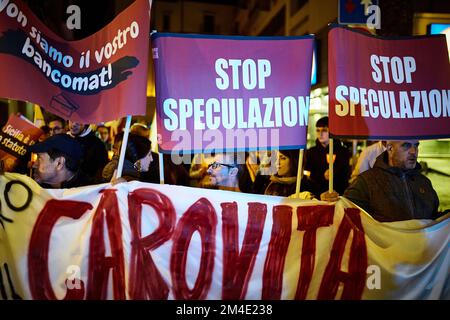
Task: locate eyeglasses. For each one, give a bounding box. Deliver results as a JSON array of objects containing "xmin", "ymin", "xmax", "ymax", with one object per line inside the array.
[
  {"xmin": 50, "ymin": 127, "xmax": 62, "ymax": 132},
  {"xmin": 208, "ymin": 161, "xmax": 235, "ymax": 170}
]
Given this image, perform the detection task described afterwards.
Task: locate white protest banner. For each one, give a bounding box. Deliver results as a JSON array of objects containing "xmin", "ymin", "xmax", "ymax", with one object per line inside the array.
[{"xmin": 0, "ymin": 173, "xmax": 448, "ymax": 300}]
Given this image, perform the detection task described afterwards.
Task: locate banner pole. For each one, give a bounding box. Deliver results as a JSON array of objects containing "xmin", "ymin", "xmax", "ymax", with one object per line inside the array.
[
  {"xmin": 159, "ymin": 153, "xmax": 165, "ymax": 184},
  {"xmin": 116, "ymin": 115, "xmax": 132, "ymax": 179},
  {"xmin": 352, "ymin": 139, "xmax": 358, "ymax": 170},
  {"xmin": 329, "ymin": 138, "xmax": 334, "ymax": 193},
  {"xmin": 295, "ymin": 149, "xmax": 304, "ymax": 197},
  {"xmin": 352, "ymin": 139, "xmax": 357, "ymax": 156},
  {"xmin": 152, "ymin": 110, "xmax": 165, "ymax": 184}
]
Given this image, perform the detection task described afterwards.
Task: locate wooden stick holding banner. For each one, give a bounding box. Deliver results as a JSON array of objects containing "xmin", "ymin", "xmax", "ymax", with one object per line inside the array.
[
  {"xmin": 294, "ymin": 149, "xmax": 304, "ymax": 197},
  {"xmin": 148, "ymin": 110, "xmax": 164, "ymax": 184},
  {"xmin": 116, "ymin": 115, "xmax": 132, "ymax": 179},
  {"xmin": 352, "ymin": 139, "xmax": 358, "ymax": 171},
  {"xmin": 329, "ymin": 138, "xmax": 334, "ymax": 193}
]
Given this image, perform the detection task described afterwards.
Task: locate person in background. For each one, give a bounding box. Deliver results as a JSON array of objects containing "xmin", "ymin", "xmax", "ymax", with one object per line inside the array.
[
  {"xmin": 249, "ymin": 151, "xmax": 276, "ymax": 194},
  {"xmin": 162, "ymin": 153, "xmax": 190, "ymax": 186},
  {"xmin": 264, "ymin": 149, "xmax": 297, "ymax": 196},
  {"xmin": 205, "ymin": 153, "xmax": 243, "ymax": 192},
  {"xmin": 189, "ymin": 153, "xmax": 213, "ymax": 188},
  {"xmin": 111, "ymin": 131, "xmax": 124, "ymax": 157},
  {"xmin": 237, "ymin": 151, "xmax": 273, "ymax": 194},
  {"xmin": 304, "ymin": 117, "xmax": 351, "ymax": 198},
  {"xmin": 322, "ymin": 140, "xmax": 442, "ymax": 222},
  {"xmin": 48, "ymin": 117, "xmax": 66, "ymax": 136},
  {"xmin": 96, "ymin": 124, "xmax": 112, "ymax": 151},
  {"xmin": 102, "ymin": 133, "xmax": 153, "ymax": 182},
  {"xmin": 68, "ymin": 121, "xmax": 109, "ymax": 184},
  {"xmin": 349, "ymin": 141, "xmax": 386, "ymax": 183},
  {"xmin": 38, "ymin": 125, "xmax": 50, "ymax": 142},
  {"xmin": 130, "ymin": 122, "xmax": 150, "ymax": 138},
  {"xmin": 127, "ymin": 123, "xmax": 161, "ymax": 184},
  {"xmin": 263, "ymin": 149, "xmax": 314, "ymax": 199},
  {"xmin": 29, "ymin": 134, "xmax": 91, "ymax": 188}
]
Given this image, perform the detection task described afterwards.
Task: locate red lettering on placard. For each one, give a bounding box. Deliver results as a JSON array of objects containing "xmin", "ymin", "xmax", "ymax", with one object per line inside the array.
[
  {"xmin": 28, "ymin": 199, "xmax": 92, "ymax": 300},
  {"xmin": 128, "ymin": 188, "xmax": 176, "ymax": 299},
  {"xmin": 295, "ymin": 205, "xmax": 334, "ymax": 300},
  {"xmin": 221, "ymin": 202, "xmax": 267, "ymax": 300},
  {"xmin": 86, "ymin": 189, "xmax": 125, "ymax": 300},
  {"xmin": 318, "ymin": 208, "xmax": 367, "ymax": 300},
  {"xmin": 262, "ymin": 205, "xmax": 292, "ymax": 300},
  {"xmin": 171, "ymin": 198, "xmax": 217, "ymax": 300}
]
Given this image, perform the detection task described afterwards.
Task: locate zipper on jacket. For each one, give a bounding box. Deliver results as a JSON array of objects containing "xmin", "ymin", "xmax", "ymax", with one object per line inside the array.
[{"xmin": 400, "ymin": 173, "xmax": 415, "ymax": 219}]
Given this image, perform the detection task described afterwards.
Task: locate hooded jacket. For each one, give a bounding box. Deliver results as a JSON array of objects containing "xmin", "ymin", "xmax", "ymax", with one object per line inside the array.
[{"xmin": 344, "ymin": 151, "xmax": 440, "ymax": 222}]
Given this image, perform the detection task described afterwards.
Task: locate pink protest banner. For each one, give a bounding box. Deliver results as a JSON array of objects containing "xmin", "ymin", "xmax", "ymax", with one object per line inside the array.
[
  {"xmin": 0, "ymin": 0, "xmax": 151, "ymax": 123},
  {"xmin": 152, "ymin": 33, "xmax": 314, "ymax": 153},
  {"xmin": 328, "ymin": 26, "xmax": 450, "ymax": 140}
]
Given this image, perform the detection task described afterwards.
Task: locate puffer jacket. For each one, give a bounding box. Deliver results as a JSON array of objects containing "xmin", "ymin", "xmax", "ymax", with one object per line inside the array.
[{"xmin": 344, "ymin": 152, "xmax": 440, "ymax": 222}]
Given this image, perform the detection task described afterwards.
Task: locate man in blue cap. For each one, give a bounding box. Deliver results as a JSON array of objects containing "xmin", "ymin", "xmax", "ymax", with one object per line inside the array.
[{"xmin": 29, "ymin": 134, "xmax": 92, "ymax": 188}]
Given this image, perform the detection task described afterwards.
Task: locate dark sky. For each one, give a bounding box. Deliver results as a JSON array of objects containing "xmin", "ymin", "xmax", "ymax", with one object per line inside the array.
[
  {"xmin": 22, "ymin": 0, "xmax": 135, "ymax": 40},
  {"xmin": 21, "ymin": 0, "xmax": 239, "ymax": 40}
]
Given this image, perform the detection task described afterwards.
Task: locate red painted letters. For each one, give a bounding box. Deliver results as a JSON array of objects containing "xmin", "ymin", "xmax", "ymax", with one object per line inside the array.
[
  {"xmin": 28, "ymin": 199, "xmax": 92, "ymax": 300},
  {"xmin": 262, "ymin": 205, "xmax": 293, "ymax": 300},
  {"xmin": 295, "ymin": 205, "xmax": 334, "ymax": 299},
  {"xmin": 128, "ymin": 188, "xmax": 176, "ymax": 299},
  {"xmin": 87, "ymin": 189, "xmax": 126, "ymax": 299},
  {"xmin": 25, "ymin": 186, "xmax": 369, "ymax": 300},
  {"xmin": 221, "ymin": 202, "xmax": 267, "ymax": 300},
  {"xmin": 171, "ymin": 198, "xmax": 217, "ymax": 300},
  {"xmin": 318, "ymin": 208, "xmax": 368, "ymax": 299}
]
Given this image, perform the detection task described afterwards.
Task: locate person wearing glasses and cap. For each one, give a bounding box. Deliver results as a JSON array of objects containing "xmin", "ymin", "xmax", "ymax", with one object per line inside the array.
[{"xmin": 205, "ymin": 153, "xmax": 243, "ymax": 192}]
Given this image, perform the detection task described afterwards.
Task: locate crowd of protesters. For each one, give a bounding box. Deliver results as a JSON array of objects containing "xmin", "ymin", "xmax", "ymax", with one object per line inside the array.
[{"xmin": 0, "ymin": 112, "xmax": 446, "ymax": 223}]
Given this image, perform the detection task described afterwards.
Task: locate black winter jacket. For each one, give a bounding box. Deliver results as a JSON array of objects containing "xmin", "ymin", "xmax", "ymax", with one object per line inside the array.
[{"xmin": 344, "ymin": 152, "xmax": 440, "ymax": 222}]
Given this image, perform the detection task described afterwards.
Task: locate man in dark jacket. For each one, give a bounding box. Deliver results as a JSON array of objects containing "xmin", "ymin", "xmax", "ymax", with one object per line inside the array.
[
  {"xmin": 68, "ymin": 121, "xmax": 108, "ymax": 184},
  {"xmin": 30, "ymin": 134, "xmax": 92, "ymax": 188},
  {"xmin": 342, "ymin": 140, "xmax": 440, "ymax": 222},
  {"xmin": 304, "ymin": 116, "xmax": 351, "ymax": 198}
]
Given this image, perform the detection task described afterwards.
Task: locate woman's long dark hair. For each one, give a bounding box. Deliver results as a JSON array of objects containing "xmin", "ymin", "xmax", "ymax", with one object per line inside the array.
[{"xmin": 278, "ymin": 149, "xmax": 299, "ymax": 177}]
